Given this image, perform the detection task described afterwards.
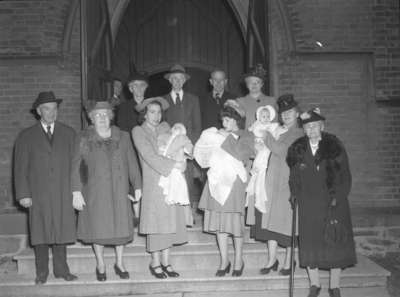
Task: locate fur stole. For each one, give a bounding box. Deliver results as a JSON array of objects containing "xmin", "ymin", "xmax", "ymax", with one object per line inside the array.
[{"xmin": 287, "ymin": 132, "xmax": 344, "ymax": 195}]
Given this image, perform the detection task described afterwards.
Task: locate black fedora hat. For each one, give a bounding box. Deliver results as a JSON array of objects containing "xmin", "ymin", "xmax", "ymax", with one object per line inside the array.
[
  {"xmin": 277, "ymin": 94, "xmax": 298, "ymax": 113},
  {"xmin": 32, "ymin": 91, "xmax": 62, "ymax": 109},
  {"xmin": 164, "ymin": 64, "xmax": 191, "ymax": 80}
]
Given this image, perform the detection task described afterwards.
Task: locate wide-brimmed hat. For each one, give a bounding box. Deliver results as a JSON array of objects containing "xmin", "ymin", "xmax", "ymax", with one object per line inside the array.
[
  {"xmin": 256, "ymin": 105, "xmax": 276, "ymax": 122},
  {"xmin": 164, "ymin": 64, "xmax": 191, "ymax": 80},
  {"xmin": 277, "ymin": 94, "xmax": 298, "ymax": 113},
  {"xmin": 127, "ymin": 71, "xmax": 149, "ymax": 85},
  {"xmin": 299, "ymin": 107, "xmax": 325, "ymax": 125},
  {"xmin": 243, "ymin": 63, "xmax": 267, "ymax": 81},
  {"xmin": 135, "ymin": 97, "xmax": 170, "ymax": 112},
  {"xmin": 85, "ymin": 100, "xmax": 113, "ymax": 113},
  {"xmin": 32, "ymin": 91, "xmax": 62, "ymax": 109}
]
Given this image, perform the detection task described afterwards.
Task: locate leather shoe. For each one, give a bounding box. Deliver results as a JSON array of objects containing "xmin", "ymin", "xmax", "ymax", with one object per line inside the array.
[
  {"xmin": 114, "ymin": 264, "xmax": 129, "ymax": 279},
  {"xmin": 328, "ymin": 288, "xmax": 341, "ymax": 297},
  {"xmin": 232, "ymin": 262, "xmax": 244, "ymax": 277},
  {"xmin": 260, "ymin": 260, "xmax": 279, "ymax": 275},
  {"xmin": 215, "ymin": 262, "xmax": 231, "ymax": 277},
  {"xmin": 279, "ymin": 261, "xmax": 296, "ymax": 276},
  {"xmin": 54, "ymin": 273, "xmax": 78, "ymax": 281},
  {"xmin": 96, "ymin": 268, "xmax": 107, "ymax": 282},
  {"xmin": 149, "ymin": 265, "xmax": 167, "ymax": 279},
  {"xmin": 35, "ymin": 274, "xmax": 48, "ymax": 285},
  {"xmin": 161, "ymin": 264, "xmax": 179, "ymax": 277},
  {"xmin": 308, "ymin": 285, "xmax": 321, "ymax": 297}
]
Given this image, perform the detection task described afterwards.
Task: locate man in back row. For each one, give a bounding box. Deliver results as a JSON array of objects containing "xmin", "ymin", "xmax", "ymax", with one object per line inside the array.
[{"xmin": 200, "ymin": 69, "xmax": 236, "ymax": 130}]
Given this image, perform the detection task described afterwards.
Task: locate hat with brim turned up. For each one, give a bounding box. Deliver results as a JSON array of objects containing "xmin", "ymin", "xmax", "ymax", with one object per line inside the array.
[
  {"xmin": 85, "ymin": 100, "xmax": 113, "ymax": 113},
  {"xmin": 32, "ymin": 91, "xmax": 62, "ymax": 109},
  {"xmin": 135, "ymin": 97, "xmax": 170, "ymax": 112},
  {"xmin": 299, "ymin": 107, "xmax": 326, "ymax": 125},
  {"xmin": 164, "ymin": 64, "xmax": 191, "ymax": 80}
]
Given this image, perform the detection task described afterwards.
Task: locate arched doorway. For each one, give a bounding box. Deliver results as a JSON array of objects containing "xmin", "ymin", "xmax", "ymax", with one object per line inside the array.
[{"xmin": 112, "ymin": 0, "xmax": 246, "ymax": 98}]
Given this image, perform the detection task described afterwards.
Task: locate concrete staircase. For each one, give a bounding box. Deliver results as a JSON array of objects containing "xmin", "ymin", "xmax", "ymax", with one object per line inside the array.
[{"xmin": 2, "ymin": 219, "xmax": 391, "ymax": 297}]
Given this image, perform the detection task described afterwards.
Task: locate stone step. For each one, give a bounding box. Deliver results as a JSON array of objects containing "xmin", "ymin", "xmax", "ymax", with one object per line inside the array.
[
  {"xmin": 0, "ymin": 255, "xmax": 390, "ymax": 297},
  {"xmin": 16, "ymin": 242, "xmax": 272, "ymax": 274},
  {"xmin": 105, "ymin": 287, "xmax": 391, "ymax": 297}
]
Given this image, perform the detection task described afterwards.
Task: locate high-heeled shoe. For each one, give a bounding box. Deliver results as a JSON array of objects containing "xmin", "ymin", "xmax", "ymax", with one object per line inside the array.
[
  {"xmin": 215, "ymin": 262, "xmax": 231, "ymax": 277},
  {"xmin": 260, "ymin": 260, "xmax": 279, "ymax": 275},
  {"xmin": 96, "ymin": 267, "xmax": 106, "ymax": 282},
  {"xmin": 149, "ymin": 265, "xmax": 167, "ymax": 279},
  {"xmin": 161, "ymin": 264, "xmax": 179, "ymax": 277},
  {"xmin": 232, "ymin": 262, "xmax": 245, "ymax": 277},
  {"xmin": 279, "ymin": 261, "xmax": 296, "ymax": 276},
  {"xmin": 114, "ymin": 264, "xmax": 130, "ymax": 279}
]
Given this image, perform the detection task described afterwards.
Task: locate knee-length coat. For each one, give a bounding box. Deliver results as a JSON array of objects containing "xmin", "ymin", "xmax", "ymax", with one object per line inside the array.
[
  {"xmin": 71, "ymin": 126, "xmax": 141, "ymax": 243},
  {"xmin": 132, "ymin": 122, "xmax": 183, "ymax": 235},
  {"xmin": 14, "ymin": 122, "xmax": 77, "ymax": 245},
  {"xmin": 287, "ymin": 132, "xmax": 357, "ymax": 269},
  {"xmin": 247, "ymin": 125, "xmax": 304, "ymax": 237}
]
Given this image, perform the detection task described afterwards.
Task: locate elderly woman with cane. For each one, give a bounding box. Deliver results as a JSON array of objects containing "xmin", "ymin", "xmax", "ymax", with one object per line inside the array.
[{"xmin": 287, "ymin": 108, "xmax": 356, "ymax": 297}]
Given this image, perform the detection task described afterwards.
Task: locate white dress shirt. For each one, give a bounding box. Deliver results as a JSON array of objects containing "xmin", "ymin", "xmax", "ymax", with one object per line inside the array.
[{"xmin": 171, "ymin": 90, "xmax": 184, "ymax": 104}]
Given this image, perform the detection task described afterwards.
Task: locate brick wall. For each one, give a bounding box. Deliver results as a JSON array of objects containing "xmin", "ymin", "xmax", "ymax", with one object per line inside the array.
[
  {"xmin": 0, "ymin": 0, "xmax": 399, "ymax": 212},
  {"xmin": 285, "ymin": 0, "xmax": 400, "ymax": 101},
  {"xmin": 0, "ymin": 0, "xmax": 81, "ymax": 210},
  {"xmin": 270, "ymin": 0, "xmax": 400, "ymax": 207}
]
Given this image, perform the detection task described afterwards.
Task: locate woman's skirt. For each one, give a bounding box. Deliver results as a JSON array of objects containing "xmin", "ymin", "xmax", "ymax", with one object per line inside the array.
[
  {"xmin": 250, "ymin": 209, "xmax": 293, "ymax": 247},
  {"xmin": 146, "ymin": 205, "xmax": 188, "ymax": 252},
  {"xmin": 203, "ymin": 209, "xmax": 244, "ymax": 237}
]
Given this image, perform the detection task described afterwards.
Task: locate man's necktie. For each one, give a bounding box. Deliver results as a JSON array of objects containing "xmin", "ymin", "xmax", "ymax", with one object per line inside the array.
[
  {"xmin": 215, "ymin": 93, "xmax": 221, "ymax": 105},
  {"xmin": 46, "ymin": 125, "xmax": 52, "ymax": 141},
  {"xmin": 176, "ymin": 93, "xmax": 183, "ymax": 108}
]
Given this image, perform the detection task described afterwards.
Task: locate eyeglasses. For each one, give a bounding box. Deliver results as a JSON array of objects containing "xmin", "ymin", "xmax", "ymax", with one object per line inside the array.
[{"xmin": 93, "ymin": 112, "xmax": 109, "ymax": 118}]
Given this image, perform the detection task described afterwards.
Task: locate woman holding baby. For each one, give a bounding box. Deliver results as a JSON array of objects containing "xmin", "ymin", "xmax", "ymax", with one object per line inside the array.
[
  {"xmin": 132, "ymin": 97, "xmax": 189, "ymax": 279},
  {"xmin": 196, "ymin": 100, "xmax": 254, "ymax": 277},
  {"xmin": 249, "ymin": 94, "xmax": 304, "ymax": 275}
]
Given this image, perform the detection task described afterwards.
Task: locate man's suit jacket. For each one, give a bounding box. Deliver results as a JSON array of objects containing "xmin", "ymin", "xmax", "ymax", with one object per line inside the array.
[
  {"xmin": 200, "ymin": 91, "xmax": 236, "ymax": 130},
  {"xmin": 163, "ymin": 92, "xmax": 202, "ymax": 144},
  {"xmin": 115, "ymin": 99, "xmax": 140, "ymax": 134}
]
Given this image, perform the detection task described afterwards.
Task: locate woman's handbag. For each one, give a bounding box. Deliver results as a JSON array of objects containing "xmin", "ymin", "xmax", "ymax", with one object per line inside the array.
[{"xmin": 324, "ymin": 205, "xmax": 348, "ymax": 245}]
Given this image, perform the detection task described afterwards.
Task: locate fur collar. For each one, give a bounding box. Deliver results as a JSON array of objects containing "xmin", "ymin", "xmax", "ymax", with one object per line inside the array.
[
  {"xmin": 287, "ymin": 132, "xmax": 342, "ymax": 168},
  {"xmin": 80, "ymin": 125, "xmax": 121, "ymax": 156}
]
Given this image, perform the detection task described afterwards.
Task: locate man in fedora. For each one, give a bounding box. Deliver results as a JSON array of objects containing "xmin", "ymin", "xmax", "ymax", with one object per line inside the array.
[
  {"xmin": 115, "ymin": 72, "xmax": 149, "ymax": 224},
  {"xmin": 14, "ymin": 91, "xmax": 78, "ymax": 284},
  {"xmin": 116, "ymin": 71, "xmax": 149, "ymax": 133},
  {"xmin": 163, "ymin": 64, "xmax": 201, "ymax": 211}
]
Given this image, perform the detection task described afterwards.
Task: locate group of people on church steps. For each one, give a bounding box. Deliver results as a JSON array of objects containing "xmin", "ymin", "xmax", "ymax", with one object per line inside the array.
[{"xmin": 14, "ymin": 63, "xmax": 356, "ymax": 297}]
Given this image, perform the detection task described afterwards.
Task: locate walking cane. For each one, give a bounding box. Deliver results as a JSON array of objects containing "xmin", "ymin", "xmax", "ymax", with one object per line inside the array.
[{"xmin": 289, "ymin": 195, "xmax": 297, "ymax": 297}]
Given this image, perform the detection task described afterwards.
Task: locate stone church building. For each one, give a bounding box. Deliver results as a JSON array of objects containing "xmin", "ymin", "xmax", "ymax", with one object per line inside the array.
[{"xmin": 0, "ymin": 0, "xmax": 399, "ymax": 296}]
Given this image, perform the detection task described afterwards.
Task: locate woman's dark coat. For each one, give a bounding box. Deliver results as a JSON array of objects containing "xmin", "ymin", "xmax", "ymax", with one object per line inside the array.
[
  {"xmin": 287, "ymin": 132, "xmax": 357, "ymax": 269},
  {"xmin": 71, "ymin": 126, "xmax": 142, "ymax": 243}
]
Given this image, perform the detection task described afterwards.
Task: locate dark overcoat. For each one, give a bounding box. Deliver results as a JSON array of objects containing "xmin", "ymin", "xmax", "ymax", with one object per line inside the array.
[
  {"xmin": 71, "ymin": 126, "xmax": 141, "ymax": 243},
  {"xmin": 287, "ymin": 132, "xmax": 357, "ymax": 269},
  {"xmin": 115, "ymin": 99, "xmax": 140, "ymax": 134},
  {"xmin": 199, "ymin": 91, "xmax": 236, "ymax": 130},
  {"xmin": 14, "ymin": 122, "xmax": 77, "ymax": 245},
  {"xmin": 163, "ymin": 92, "xmax": 202, "ymax": 144}
]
